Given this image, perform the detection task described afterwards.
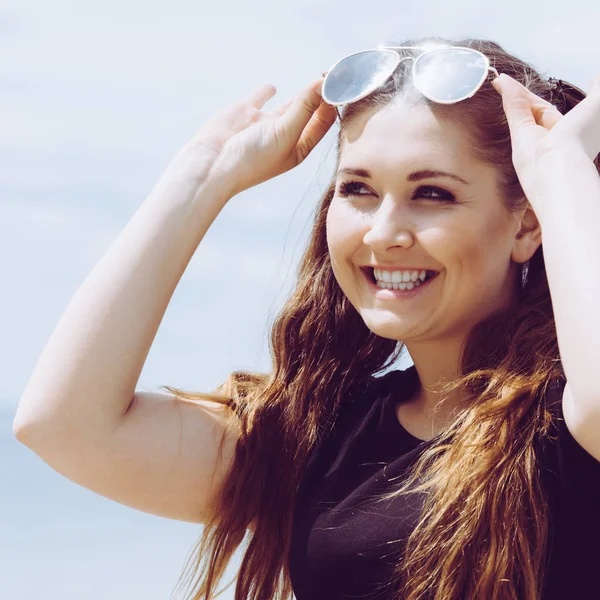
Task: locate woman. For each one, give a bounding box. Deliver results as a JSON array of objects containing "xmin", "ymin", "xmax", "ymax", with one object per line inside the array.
[{"xmin": 13, "ymin": 36, "xmax": 600, "ymax": 599}]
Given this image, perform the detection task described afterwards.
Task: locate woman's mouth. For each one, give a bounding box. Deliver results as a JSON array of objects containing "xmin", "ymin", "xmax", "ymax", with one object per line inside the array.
[{"xmin": 361, "ymin": 267, "xmax": 441, "ymax": 299}]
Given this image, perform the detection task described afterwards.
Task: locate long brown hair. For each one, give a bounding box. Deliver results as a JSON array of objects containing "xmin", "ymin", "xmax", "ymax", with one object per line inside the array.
[{"xmin": 163, "ymin": 37, "xmax": 600, "ymax": 600}]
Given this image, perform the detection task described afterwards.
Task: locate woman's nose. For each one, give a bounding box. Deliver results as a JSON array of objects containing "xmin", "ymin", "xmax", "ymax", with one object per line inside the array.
[{"xmin": 362, "ymin": 207, "xmax": 415, "ymax": 252}]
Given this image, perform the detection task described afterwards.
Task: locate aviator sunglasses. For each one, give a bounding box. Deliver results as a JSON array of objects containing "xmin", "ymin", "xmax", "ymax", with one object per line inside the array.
[{"xmin": 321, "ymin": 44, "xmax": 588, "ymax": 121}]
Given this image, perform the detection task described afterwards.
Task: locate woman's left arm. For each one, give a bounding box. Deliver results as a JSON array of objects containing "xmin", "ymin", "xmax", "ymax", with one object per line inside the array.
[{"xmin": 493, "ymin": 73, "xmax": 600, "ymax": 461}]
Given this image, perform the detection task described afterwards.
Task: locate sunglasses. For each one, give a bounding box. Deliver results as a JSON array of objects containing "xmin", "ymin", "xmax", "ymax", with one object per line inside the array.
[{"xmin": 321, "ymin": 44, "xmax": 588, "ymax": 122}]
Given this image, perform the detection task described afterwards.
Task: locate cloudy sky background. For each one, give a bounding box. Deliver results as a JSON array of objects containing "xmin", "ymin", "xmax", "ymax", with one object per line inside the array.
[{"xmin": 2, "ymin": 0, "xmax": 598, "ymax": 598}]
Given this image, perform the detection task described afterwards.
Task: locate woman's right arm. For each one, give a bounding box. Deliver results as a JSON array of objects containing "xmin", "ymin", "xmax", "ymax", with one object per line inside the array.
[
  {"xmin": 13, "ymin": 161, "xmax": 241, "ymax": 523},
  {"xmin": 12, "ymin": 76, "xmax": 335, "ymax": 524}
]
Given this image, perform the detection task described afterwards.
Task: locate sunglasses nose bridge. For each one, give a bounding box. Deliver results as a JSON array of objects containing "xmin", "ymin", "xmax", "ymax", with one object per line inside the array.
[
  {"xmin": 390, "ymin": 55, "xmax": 415, "ymax": 79},
  {"xmin": 396, "ymin": 55, "xmax": 416, "ymax": 72}
]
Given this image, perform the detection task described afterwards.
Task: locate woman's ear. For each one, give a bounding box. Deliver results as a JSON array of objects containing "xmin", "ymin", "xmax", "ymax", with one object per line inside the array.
[{"xmin": 511, "ymin": 203, "xmax": 542, "ymax": 263}]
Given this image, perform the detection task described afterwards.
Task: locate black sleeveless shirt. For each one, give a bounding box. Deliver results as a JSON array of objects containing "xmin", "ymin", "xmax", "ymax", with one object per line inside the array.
[{"xmin": 288, "ymin": 365, "xmax": 600, "ymax": 599}]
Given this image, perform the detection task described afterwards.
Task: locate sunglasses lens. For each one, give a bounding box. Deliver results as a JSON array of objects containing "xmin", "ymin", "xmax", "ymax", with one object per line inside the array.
[
  {"xmin": 414, "ymin": 48, "xmax": 488, "ymax": 102},
  {"xmin": 323, "ymin": 50, "xmax": 398, "ymax": 104}
]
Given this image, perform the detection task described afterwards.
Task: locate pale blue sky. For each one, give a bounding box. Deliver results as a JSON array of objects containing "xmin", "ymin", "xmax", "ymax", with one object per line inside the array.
[{"xmin": 2, "ymin": 0, "xmax": 598, "ymax": 598}]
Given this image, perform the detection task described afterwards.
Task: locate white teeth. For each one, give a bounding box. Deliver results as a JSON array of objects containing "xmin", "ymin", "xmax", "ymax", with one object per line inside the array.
[
  {"xmin": 379, "ymin": 279, "xmax": 423, "ymax": 290},
  {"xmin": 374, "ymin": 268, "xmax": 427, "ymax": 283}
]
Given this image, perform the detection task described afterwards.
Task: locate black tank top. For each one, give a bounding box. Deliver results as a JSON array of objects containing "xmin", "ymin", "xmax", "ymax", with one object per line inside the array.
[{"xmin": 288, "ymin": 365, "xmax": 600, "ymax": 599}]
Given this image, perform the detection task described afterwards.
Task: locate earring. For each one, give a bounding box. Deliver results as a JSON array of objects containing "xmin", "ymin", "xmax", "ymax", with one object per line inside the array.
[{"xmin": 521, "ymin": 260, "xmax": 530, "ymax": 290}]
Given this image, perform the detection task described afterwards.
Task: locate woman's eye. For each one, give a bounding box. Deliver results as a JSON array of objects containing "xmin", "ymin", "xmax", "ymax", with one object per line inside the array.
[
  {"xmin": 414, "ymin": 186, "xmax": 455, "ymax": 202},
  {"xmin": 337, "ymin": 181, "xmax": 455, "ymax": 202},
  {"xmin": 337, "ymin": 181, "xmax": 371, "ymax": 197}
]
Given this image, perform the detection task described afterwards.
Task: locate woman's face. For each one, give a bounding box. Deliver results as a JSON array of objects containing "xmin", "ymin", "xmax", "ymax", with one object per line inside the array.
[{"xmin": 326, "ymin": 99, "xmax": 527, "ymax": 345}]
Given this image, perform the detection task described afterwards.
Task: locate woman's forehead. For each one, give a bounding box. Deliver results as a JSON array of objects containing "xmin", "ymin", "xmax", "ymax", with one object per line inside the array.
[
  {"xmin": 339, "ymin": 104, "xmax": 483, "ymax": 175},
  {"xmin": 342, "ymin": 103, "xmax": 472, "ymax": 152},
  {"xmin": 338, "ymin": 141, "xmax": 475, "ymax": 182}
]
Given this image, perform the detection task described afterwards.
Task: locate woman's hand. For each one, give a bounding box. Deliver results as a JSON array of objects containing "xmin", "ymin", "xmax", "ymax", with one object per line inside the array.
[
  {"xmin": 492, "ymin": 72, "xmax": 600, "ymax": 203},
  {"xmin": 176, "ymin": 75, "xmax": 337, "ymax": 199}
]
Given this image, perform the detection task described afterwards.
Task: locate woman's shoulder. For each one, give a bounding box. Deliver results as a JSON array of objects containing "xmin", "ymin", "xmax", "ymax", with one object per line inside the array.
[
  {"xmin": 335, "ymin": 366, "xmax": 418, "ymax": 432},
  {"xmin": 308, "ymin": 367, "xmax": 419, "ymax": 462},
  {"xmin": 538, "ymin": 375, "xmax": 600, "ymax": 495},
  {"xmin": 539, "ymin": 376, "xmax": 600, "ymax": 598},
  {"xmin": 296, "ymin": 366, "xmax": 422, "ymax": 498}
]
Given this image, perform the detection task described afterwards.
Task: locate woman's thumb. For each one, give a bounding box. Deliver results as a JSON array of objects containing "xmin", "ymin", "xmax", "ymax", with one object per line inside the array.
[
  {"xmin": 277, "ymin": 77, "xmax": 326, "ymax": 141},
  {"xmin": 493, "ymin": 73, "xmax": 538, "ymax": 135}
]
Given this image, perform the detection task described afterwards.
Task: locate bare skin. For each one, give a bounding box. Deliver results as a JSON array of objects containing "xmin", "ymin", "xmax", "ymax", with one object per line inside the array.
[{"xmin": 13, "ymin": 77, "xmax": 338, "ymax": 524}]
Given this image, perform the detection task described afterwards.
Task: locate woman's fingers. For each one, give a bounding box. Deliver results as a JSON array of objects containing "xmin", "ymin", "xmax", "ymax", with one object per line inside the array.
[
  {"xmin": 494, "ymin": 74, "xmax": 563, "ymax": 131},
  {"xmin": 294, "ymin": 99, "xmax": 337, "ymax": 162},
  {"xmin": 245, "ymin": 83, "xmax": 277, "ymax": 109},
  {"xmin": 270, "ymin": 97, "xmax": 294, "ymax": 118},
  {"xmin": 276, "ymin": 76, "xmax": 329, "ymax": 145},
  {"xmin": 495, "ymin": 71, "xmax": 600, "ymax": 168}
]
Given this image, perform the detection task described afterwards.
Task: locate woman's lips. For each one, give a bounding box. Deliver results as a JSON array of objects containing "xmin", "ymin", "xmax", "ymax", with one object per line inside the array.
[{"xmin": 362, "ymin": 267, "xmax": 441, "ymax": 298}]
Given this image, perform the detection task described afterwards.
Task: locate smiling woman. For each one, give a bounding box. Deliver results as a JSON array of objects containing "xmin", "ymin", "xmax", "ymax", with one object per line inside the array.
[
  {"xmin": 327, "ymin": 92, "xmax": 521, "ymax": 353},
  {"xmin": 13, "ymin": 34, "xmax": 600, "ymax": 600}
]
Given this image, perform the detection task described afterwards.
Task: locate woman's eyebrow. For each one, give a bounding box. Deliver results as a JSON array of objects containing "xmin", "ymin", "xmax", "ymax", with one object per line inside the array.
[{"xmin": 336, "ymin": 167, "xmax": 469, "ymax": 185}]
